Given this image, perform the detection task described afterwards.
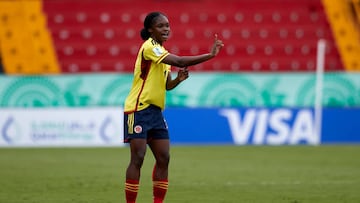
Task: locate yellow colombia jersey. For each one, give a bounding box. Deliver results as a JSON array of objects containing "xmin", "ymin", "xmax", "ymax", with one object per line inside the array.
[{"xmin": 124, "ymin": 38, "xmax": 171, "ymax": 113}]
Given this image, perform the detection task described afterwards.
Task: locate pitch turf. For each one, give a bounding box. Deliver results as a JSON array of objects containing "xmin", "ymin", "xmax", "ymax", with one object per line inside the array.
[{"xmin": 0, "ymin": 145, "xmax": 359, "ymax": 203}]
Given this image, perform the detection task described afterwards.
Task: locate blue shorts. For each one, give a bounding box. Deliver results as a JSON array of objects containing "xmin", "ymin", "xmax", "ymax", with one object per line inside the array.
[{"xmin": 123, "ymin": 105, "xmax": 169, "ymax": 143}]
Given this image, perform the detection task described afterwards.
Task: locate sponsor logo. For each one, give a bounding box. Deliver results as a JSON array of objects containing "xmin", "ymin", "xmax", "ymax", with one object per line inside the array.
[
  {"xmin": 30, "ymin": 120, "xmax": 95, "ymax": 142},
  {"xmin": 1, "ymin": 116, "xmax": 22, "ymax": 144},
  {"xmin": 99, "ymin": 116, "xmax": 120, "ymax": 143},
  {"xmin": 0, "ymin": 108, "xmax": 124, "ymax": 146},
  {"xmin": 220, "ymin": 108, "xmax": 319, "ymax": 145}
]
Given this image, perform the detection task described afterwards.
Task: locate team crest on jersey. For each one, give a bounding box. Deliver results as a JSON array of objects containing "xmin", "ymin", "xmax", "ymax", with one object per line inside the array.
[
  {"xmin": 134, "ymin": 125, "xmax": 143, "ymax": 133},
  {"xmin": 152, "ymin": 47, "xmax": 163, "ymax": 56}
]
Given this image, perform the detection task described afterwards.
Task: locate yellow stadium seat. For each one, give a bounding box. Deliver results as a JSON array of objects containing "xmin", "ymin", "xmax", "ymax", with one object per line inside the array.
[
  {"xmin": 322, "ymin": 0, "xmax": 360, "ymax": 71},
  {"xmin": 0, "ymin": 0, "xmax": 60, "ymax": 74},
  {"xmin": 352, "ymin": 0, "xmax": 360, "ymax": 23}
]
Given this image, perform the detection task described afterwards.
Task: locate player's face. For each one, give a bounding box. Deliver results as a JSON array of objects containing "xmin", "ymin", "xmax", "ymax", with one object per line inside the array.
[{"xmin": 150, "ymin": 15, "xmax": 170, "ymax": 44}]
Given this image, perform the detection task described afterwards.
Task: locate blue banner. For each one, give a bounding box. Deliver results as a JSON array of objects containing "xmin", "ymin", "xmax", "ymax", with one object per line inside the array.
[
  {"xmin": 164, "ymin": 107, "xmax": 360, "ymax": 145},
  {"xmin": 322, "ymin": 108, "xmax": 360, "ymax": 143}
]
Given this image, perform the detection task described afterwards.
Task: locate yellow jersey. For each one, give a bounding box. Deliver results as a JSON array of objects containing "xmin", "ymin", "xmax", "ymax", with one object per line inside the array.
[{"xmin": 124, "ymin": 38, "xmax": 171, "ymax": 113}]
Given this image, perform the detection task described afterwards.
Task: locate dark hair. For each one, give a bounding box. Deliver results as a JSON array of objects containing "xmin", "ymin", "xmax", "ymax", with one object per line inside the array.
[{"xmin": 140, "ymin": 11, "xmax": 165, "ymax": 40}]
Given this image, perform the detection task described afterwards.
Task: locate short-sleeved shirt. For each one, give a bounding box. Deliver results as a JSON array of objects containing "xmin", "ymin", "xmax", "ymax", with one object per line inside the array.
[{"xmin": 124, "ymin": 37, "xmax": 170, "ymax": 113}]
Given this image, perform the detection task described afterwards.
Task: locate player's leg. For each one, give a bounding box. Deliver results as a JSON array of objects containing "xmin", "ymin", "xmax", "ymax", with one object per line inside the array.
[
  {"xmin": 149, "ymin": 139, "xmax": 170, "ymax": 180},
  {"xmin": 124, "ymin": 109, "xmax": 151, "ymax": 203},
  {"xmin": 149, "ymin": 139, "xmax": 170, "ymax": 203},
  {"xmin": 126, "ymin": 138, "xmax": 147, "ymax": 180},
  {"xmin": 125, "ymin": 138, "xmax": 147, "ymax": 203}
]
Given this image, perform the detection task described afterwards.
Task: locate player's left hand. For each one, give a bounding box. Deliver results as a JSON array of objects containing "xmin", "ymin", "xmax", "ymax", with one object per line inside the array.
[{"xmin": 177, "ymin": 67, "xmax": 189, "ymax": 82}]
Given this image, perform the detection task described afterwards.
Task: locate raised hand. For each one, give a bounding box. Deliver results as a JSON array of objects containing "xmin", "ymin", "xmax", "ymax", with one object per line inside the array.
[{"xmin": 210, "ymin": 34, "xmax": 224, "ymax": 56}]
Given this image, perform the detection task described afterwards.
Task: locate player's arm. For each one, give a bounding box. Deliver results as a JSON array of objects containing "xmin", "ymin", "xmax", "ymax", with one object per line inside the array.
[
  {"xmin": 166, "ymin": 68, "xmax": 189, "ymax": 90},
  {"xmin": 162, "ymin": 34, "xmax": 224, "ymax": 68}
]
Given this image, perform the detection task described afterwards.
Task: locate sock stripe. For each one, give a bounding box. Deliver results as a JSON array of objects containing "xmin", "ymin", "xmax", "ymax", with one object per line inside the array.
[
  {"xmin": 126, "ymin": 183, "xmax": 139, "ymax": 187},
  {"xmin": 154, "ymin": 185, "xmax": 168, "ymax": 190},
  {"xmin": 125, "ymin": 183, "xmax": 139, "ymax": 192},
  {"xmin": 153, "ymin": 181, "xmax": 169, "ymax": 190},
  {"xmin": 153, "ymin": 181, "xmax": 168, "ymax": 184},
  {"xmin": 154, "ymin": 183, "xmax": 168, "ymax": 187}
]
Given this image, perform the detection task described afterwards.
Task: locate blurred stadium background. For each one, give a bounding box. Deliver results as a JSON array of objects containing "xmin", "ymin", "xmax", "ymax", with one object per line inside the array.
[
  {"xmin": 1, "ymin": 0, "xmax": 360, "ymax": 202},
  {"xmin": 0, "ymin": 0, "xmax": 360, "ymax": 146}
]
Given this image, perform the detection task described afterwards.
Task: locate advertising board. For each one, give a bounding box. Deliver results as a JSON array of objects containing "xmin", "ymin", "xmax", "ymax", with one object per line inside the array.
[
  {"xmin": 0, "ymin": 108, "xmax": 124, "ymax": 147},
  {"xmin": 1, "ymin": 107, "xmax": 358, "ymax": 147}
]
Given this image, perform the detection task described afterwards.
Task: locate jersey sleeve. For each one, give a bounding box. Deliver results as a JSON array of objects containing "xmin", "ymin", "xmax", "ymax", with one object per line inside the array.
[{"xmin": 143, "ymin": 43, "xmax": 169, "ymax": 64}]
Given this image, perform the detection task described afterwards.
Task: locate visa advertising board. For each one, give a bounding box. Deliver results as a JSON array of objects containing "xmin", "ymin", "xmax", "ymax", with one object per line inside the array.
[
  {"xmin": 0, "ymin": 107, "xmax": 359, "ymax": 147},
  {"xmin": 165, "ymin": 107, "xmax": 360, "ymax": 145}
]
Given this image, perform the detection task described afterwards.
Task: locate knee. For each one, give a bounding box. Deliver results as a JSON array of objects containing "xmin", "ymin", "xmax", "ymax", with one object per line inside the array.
[
  {"xmin": 131, "ymin": 151, "xmax": 146, "ymax": 168},
  {"xmin": 156, "ymin": 152, "xmax": 170, "ymax": 167}
]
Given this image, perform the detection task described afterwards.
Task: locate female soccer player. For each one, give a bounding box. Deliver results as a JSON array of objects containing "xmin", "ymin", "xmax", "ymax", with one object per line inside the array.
[{"xmin": 123, "ymin": 11, "xmax": 224, "ymax": 203}]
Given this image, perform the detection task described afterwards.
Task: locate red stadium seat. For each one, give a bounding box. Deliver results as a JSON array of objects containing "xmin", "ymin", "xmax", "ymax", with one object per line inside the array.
[{"xmin": 43, "ymin": 0, "xmax": 344, "ymax": 73}]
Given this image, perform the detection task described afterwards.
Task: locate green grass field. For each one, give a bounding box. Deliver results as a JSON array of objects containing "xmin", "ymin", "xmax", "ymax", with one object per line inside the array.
[{"xmin": 0, "ymin": 145, "xmax": 359, "ymax": 203}]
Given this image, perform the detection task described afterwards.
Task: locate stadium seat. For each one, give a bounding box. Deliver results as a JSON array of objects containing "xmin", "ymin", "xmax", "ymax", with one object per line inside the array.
[
  {"xmin": 43, "ymin": 0, "xmax": 344, "ymax": 73},
  {"xmin": 0, "ymin": 0, "xmax": 60, "ymax": 74}
]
